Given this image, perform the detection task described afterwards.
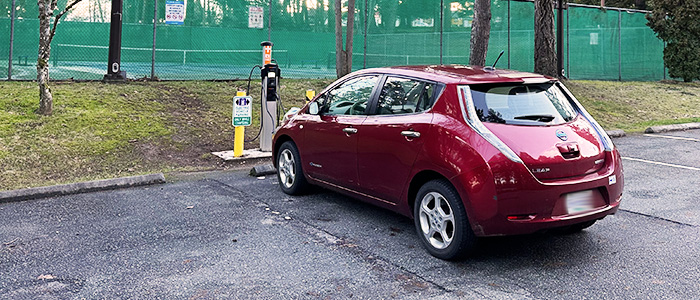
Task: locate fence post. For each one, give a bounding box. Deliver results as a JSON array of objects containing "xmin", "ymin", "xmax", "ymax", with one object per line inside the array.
[
  {"xmin": 440, "ymin": 0, "xmax": 444, "ymax": 65},
  {"xmin": 663, "ymin": 41, "xmax": 666, "ymax": 80},
  {"xmin": 618, "ymin": 9, "xmax": 622, "ymax": 81},
  {"xmin": 507, "ymin": 0, "xmax": 510, "ymax": 69},
  {"xmin": 364, "ymin": 0, "xmax": 368, "ymax": 68},
  {"xmin": 151, "ymin": 0, "xmax": 157, "ymax": 80},
  {"xmin": 8, "ymin": 0, "xmax": 16, "ymax": 80},
  {"xmin": 268, "ymin": 0, "xmax": 272, "ymax": 41},
  {"xmin": 566, "ymin": 3, "xmax": 570, "ymax": 78}
]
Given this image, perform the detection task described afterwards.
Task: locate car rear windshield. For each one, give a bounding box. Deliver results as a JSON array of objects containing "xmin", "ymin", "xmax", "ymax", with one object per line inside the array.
[{"xmin": 469, "ymin": 83, "xmax": 577, "ymax": 126}]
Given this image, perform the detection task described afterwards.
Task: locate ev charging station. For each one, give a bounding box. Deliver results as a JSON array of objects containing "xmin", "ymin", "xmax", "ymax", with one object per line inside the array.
[
  {"xmin": 260, "ymin": 41, "xmax": 279, "ymax": 152},
  {"xmin": 215, "ymin": 40, "xmax": 284, "ymax": 164}
]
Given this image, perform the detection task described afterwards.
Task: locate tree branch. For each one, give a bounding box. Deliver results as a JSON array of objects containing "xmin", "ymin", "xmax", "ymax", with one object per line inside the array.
[{"xmin": 49, "ymin": 0, "xmax": 84, "ymax": 44}]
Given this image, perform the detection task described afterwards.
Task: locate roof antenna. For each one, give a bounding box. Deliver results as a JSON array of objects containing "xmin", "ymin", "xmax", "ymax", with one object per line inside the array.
[{"xmin": 483, "ymin": 50, "xmax": 505, "ymax": 71}]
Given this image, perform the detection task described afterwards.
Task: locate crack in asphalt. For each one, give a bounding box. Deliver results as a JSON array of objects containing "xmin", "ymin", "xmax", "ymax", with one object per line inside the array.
[
  {"xmin": 618, "ymin": 209, "xmax": 698, "ymax": 227},
  {"xmin": 208, "ymin": 178, "xmax": 454, "ymax": 297}
]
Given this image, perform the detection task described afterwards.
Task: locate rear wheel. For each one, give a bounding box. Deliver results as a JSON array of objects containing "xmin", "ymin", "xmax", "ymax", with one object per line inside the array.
[
  {"xmin": 277, "ymin": 141, "xmax": 308, "ymax": 195},
  {"xmin": 414, "ymin": 179, "xmax": 477, "ymax": 260}
]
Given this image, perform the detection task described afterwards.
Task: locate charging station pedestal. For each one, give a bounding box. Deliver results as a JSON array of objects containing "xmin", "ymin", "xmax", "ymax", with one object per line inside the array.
[{"xmin": 260, "ymin": 41, "xmax": 278, "ymax": 152}]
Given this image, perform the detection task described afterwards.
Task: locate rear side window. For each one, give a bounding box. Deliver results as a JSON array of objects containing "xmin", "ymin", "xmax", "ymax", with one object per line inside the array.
[
  {"xmin": 470, "ymin": 83, "xmax": 577, "ymax": 125},
  {"xmin": 375, "ymin": 77, "xmax": 437, "ymax": 115}
]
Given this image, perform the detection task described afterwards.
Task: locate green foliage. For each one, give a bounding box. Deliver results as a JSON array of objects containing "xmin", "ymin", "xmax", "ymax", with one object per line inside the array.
[
  {"xmin": 646, "ymin": 0, "xmax": 700, "ymax": 82},
  {"xmin": 565, "ymin": 80, "xmax": 700, "ymax": 131}
]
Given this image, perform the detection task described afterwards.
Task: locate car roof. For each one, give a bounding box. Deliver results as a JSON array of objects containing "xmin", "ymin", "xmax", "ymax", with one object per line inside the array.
[{"xmin": 351, "ymin": 65, "xmax": 556, "ymax": 85}]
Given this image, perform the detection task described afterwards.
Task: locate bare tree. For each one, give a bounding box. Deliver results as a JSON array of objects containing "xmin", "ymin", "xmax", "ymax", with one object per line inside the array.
[
  {"xmin": 534, "ymin": 0, "xmax": 557, "ymax": 77},
  {"xmin": 469, "ymin": 0, "xmax": 491, "ymax": 67},
  {"xmin": 37, "ymin": 0, "xmax": 84, "ymax": 116},
  {"xmin": 334, "ymin": 0, "xmax": 355, "ymax": 78}
]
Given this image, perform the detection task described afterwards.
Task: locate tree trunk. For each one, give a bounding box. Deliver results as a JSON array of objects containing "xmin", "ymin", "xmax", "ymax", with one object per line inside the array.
[
  {"xmin": 37, "ymin": 0, "xmax": 84, "ymax": 116},
  {"xmin": 469, "ymin": 0, "xmax": 491, "ymax": 67},
  {"xmin": 345, "ymin": 0, "xmax": 355, "ymax": 74},
  {"xmin": 37, "ymin": 0, "xmax": 54, "ymax": 116},
  {"xmin": 335, "ymin": 0, "xmax": 356, "ymax": 78},
  {"xmin": 534, "ymin": 0, "xmax": 558, "ymax": 77}
]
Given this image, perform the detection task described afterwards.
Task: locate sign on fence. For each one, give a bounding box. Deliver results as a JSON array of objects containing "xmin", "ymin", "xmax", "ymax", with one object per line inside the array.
[
  {"xmin": 249, "ymin": 6, "xmax": 264, "ymax": 29},
  {"xmin": 165, "ymin": 0, "xmax": 186, "ymax": 25}
]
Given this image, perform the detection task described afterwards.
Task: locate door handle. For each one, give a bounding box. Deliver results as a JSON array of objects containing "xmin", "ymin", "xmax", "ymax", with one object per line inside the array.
[
  {"xmin": 401, "ymin": 130, "xmax": 421, "ymax": 138},
  {"xmin": 343, "ymin": 127, "xmax": 358, "ymax": 134}
]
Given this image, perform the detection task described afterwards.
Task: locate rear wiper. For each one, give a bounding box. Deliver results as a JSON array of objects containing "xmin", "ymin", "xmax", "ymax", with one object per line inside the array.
[{"xmin": 513, "ymin": 114, "xmax": 555, "ymax": 122}]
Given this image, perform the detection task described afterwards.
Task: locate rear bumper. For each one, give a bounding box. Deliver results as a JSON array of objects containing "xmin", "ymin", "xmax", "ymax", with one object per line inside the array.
[
  {"xmin": 480, "ymin": 197, "xmax": 621, "ymax": 236},
  {"xmin": 457, "ymin": 149, "xmax": 624, "ymax": 237}
]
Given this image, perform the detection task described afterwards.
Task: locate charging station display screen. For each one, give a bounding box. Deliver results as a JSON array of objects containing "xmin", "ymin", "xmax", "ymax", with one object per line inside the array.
[{"xmin": 233, "ymin": 96, "xmax": 252, "ymax": 126}]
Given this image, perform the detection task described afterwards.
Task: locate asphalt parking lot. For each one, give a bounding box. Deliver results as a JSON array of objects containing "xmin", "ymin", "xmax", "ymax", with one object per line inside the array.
[{"xmin": 1, "ymin": 130, "xmax": 699, "ymax": 299}]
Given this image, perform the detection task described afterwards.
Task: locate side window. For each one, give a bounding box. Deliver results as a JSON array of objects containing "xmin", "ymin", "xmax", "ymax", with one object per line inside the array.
[
  {"xmin": 320, "ymin": 76, "xmax": 378, "ymax": 115},
  {"xmin": 376, "ymin": 77, "xmax": 436, "ymax": 115}
]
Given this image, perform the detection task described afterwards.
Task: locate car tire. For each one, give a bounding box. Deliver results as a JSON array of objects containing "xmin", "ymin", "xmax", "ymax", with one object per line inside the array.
[
  {"xmin": 414, "ymin": 179, "xmax": 477, "ymax": 260},
  {"xmin": 564, "ymin": 220, "xmax": 597, "ymax": 234},
  {"xmin": 277, "ymin": 141, "xmax": 309, "ymax": 195}
]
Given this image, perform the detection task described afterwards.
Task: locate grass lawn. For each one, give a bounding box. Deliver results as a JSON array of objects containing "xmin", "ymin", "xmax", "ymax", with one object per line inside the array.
[{"xmin": 1, "ymin": 79, "xmax": 698, "ymax": 191}]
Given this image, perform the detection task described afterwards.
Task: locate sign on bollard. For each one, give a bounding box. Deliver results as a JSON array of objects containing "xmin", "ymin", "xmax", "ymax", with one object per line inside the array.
[{"xmin": 233, "ymin": 96, "xmax": 252, "ymax": 126}]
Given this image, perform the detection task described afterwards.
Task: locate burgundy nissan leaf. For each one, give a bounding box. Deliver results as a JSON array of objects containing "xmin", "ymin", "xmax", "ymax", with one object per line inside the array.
[{"xmin": 272, "ymin": 65, "xmax": 624, "ymax": 260}]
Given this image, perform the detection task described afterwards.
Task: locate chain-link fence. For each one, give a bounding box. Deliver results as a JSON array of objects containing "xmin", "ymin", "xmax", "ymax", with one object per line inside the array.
[{"xmin": 1, "ymin": 0, "xmax": 665, "ymax": 81}]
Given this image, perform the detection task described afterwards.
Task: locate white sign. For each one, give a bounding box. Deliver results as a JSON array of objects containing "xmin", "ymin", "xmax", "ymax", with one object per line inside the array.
[
  {"xmin": 233, "ymin": 96, "xmax": 253, "ymax": 126},
  {"xmin": 249, "ymin": 6, "xmax": 264, "ymax": 29},
  {"xmin": 165, "ymin": 0, "xmax": 185, "ymax": 25},
  {"xmin": 412, "ymin": 18, "xmax": 434, "ymax": 28}
]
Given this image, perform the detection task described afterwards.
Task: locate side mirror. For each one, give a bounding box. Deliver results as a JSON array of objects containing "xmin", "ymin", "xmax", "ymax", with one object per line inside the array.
[{"xmin": 309, "ymin": 102, "xmax": 319, "ymax": 115}]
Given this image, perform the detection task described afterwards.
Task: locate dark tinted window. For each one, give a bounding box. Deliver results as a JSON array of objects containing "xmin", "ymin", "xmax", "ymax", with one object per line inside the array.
[
  {"xmin": 375, "ymin": 77, "xmax": 436, "ymax": 115},
  {"xmin": 470, "ymin": 83, "xmax": 577, "ymax": 125},
  {"xmin": 319, "ymin": 76, "xmax": 378, "ymax": 115}
]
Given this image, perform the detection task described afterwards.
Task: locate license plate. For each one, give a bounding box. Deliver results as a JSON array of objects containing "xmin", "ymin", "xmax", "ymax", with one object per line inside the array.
[{"xmin": 565, "ymin": 190, "xmax": 596, "ymax": 215}]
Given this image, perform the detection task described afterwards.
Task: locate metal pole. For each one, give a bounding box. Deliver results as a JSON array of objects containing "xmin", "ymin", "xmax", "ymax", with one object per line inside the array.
[
  {"xmin": 557, "ymin": 0, "xmax": 564, "ymax": 78},
  {"xmin": 618, "ymin": 9, "xmax": 622, "ymax": 81},
  {"xmin": 268, "ymin": 0, "xmax": 272, "ymax": 41},
  {"xmin": 8, "ymin": 0, "xmax": 16, "ymax": 80},
  {"xmin": 440, "ymin": 0, "xmax": 444, "ymax": 65},
  {"xmin": 566, "ymin": 4, "xmax": 570, "ymax": 78},
  {"xmin": 364, "ymin": 0, "xmax": 368, "ymax": 68},
  {"xmin": 507, "ymin": 0, "xmax": 510, "ymax": 69},
  {"xmin": 151, "ymin": 0, "xmax": 157, "ymax": 80},
  {"xmin": 104, "ymin": 0, "xmax": 126, "ymax": 80},
  {"xmin": 663, "ymin": 41, "xmax": 667, "ymax": 80}
]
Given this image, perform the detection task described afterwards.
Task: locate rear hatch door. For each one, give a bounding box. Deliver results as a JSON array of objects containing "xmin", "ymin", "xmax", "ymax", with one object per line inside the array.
[{"xmin": 469, "ymin": 82, "xmax": 605, "ymax": 180}]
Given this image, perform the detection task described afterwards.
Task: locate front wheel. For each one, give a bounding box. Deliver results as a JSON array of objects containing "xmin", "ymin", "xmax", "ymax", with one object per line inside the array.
[
  {"xmin": 277, "ymin": 141, "xmax": 309, "ymax": 195},
  {"xmin": 414, "ymin": 179, "xmax": 477, "ymax": 260}
]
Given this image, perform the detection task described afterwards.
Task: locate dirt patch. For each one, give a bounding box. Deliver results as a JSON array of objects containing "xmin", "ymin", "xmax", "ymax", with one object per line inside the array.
[{"xmin": 133, "ymin": 83, "xmax": 255, "ymax": 171}]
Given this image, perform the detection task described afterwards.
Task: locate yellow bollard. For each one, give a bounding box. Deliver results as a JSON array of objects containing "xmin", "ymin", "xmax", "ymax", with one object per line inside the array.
[
  {"xmin": 233, "ymin": 91, "xmax": 246, "ymax": 157},
  {"xmin": 305, "ymin": 90, "xmax": 315, "ymax": 103}
]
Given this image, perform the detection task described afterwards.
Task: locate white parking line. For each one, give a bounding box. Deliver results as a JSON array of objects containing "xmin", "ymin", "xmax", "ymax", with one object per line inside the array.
[
  {"xmin": 622, "ymin": 157, "xmax": 700, "ymax": 171},
  {"xmin": 643, "ymin": 134, "xmax": 700, "ymax": 142}
]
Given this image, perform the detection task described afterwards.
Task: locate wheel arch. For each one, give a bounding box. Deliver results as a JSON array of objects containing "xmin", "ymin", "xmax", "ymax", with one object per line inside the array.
[
  {"xmin": 407, "ymin": 170, "xmax": 452, "ymax": 218},
  {"xmin": 273, "ymin": 134, "xmax": 294, "ymax": 168}
]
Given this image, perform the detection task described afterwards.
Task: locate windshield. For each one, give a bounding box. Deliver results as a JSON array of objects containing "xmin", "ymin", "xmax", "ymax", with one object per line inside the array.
[{"xmin": 470, "ymin": 83, "xmax": 578, "ymax": 126}]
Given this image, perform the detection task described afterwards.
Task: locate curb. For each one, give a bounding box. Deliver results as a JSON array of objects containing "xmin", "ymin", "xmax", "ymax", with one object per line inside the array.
[
  {"xmin": 644, "ymin": 122, "xmax": 700, "ymax": 134},
  {"xmin": 0, "ymin": 173, "xmax": 166, "ymax": 204},
  {"xmin": 606, "ymin": 129, "xmax": 626, "ymax": 138},
  {"xmin": 250, "ymin": 164, "xmax": 277, "ymax": 177}
]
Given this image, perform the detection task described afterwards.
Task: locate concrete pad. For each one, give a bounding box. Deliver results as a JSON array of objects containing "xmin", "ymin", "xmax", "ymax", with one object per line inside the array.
[{"xmin": 211, "ymin": 148, "xmax": 272, "ymax": 161}]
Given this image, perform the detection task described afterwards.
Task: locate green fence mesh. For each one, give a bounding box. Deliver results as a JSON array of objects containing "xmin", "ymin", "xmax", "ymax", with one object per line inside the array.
[{"xmin": 0, "ymin": 0, "xmax": 665, "ymax": 81}]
